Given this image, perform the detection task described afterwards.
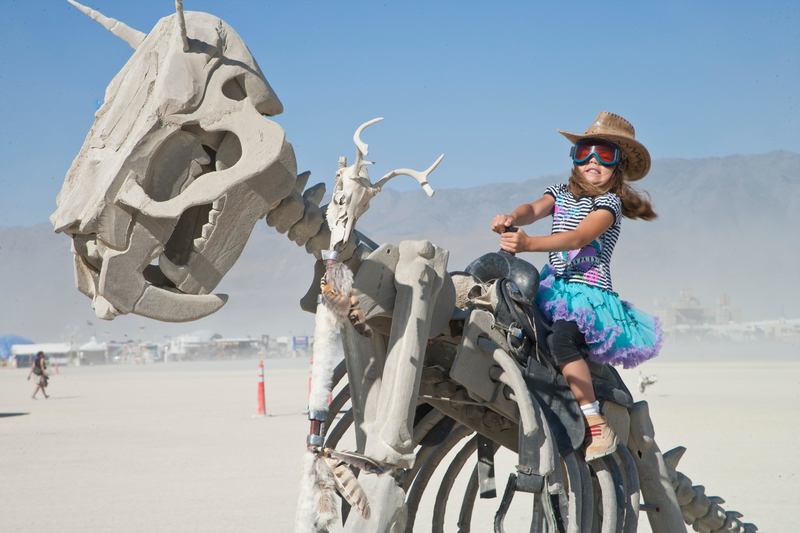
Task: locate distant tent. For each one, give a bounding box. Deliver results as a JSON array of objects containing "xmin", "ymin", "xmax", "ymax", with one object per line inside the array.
[
  {"xmin": 79, "ymin": 337, "xmax": 107, "ymax": 352},
  {"xmin": 0, "ymin": 335, "xmax": 34, "ymax": 359},
  {"xmin": 79, "ymin": 336, "xmax": 108, "ymax": 365}
]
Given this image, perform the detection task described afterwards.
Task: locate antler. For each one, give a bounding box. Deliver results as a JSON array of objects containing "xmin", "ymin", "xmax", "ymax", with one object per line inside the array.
[
  {"xmin": 375, "ymin": 154, "xmax": 443, "ymax": 197},
  {"xmin": 67, "ymin": 0, "xmax": 147, "ymax": 50},
  {"xmin": 176, "ymin": 0, "xmax": 189, "ymax": 52},
  {"xmin": 353, "ymin": 117, "xmax": 383, "ymax": 171}
]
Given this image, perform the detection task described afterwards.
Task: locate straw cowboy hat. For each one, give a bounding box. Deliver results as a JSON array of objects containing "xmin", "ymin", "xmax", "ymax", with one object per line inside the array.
[{"xmin": 558, "ymin": 111, "xmax": 651, "ymax": 181}]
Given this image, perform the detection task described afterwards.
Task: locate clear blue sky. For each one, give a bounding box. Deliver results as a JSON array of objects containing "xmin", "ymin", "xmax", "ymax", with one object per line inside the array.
[{"xmin": 1, "ymin": 0, "xmax": 797, "ymax": 227}]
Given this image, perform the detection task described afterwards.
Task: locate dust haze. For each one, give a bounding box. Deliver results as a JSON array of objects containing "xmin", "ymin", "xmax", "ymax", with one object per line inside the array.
[{"xmin": 1, "ymin": 151, "xmax": 798, "ymax": 353}]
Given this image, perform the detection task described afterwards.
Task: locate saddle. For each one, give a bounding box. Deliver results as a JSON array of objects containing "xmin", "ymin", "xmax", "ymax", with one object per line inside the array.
[{"xmin": 466, "ymin": 251, "xmax": 634, "ymax": 457}]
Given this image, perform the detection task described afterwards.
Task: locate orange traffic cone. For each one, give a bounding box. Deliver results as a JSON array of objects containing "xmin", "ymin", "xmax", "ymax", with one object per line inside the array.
[{"xmin": 256, "ymin": 361, "xmax": 266, "ymax": 417}]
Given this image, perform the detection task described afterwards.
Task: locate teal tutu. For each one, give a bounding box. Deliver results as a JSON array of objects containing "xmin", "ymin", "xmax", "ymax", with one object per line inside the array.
[{"xmin": 535, "ymin": 264, "xmax": 662, "ymax": 368}]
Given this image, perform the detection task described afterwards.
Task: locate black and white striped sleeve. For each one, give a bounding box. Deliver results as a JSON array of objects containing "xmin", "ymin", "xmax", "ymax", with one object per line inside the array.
[
  {"xmin": 593, "ymin": 193, "xmax": 622, "ymax": 224},
  {"xmin": 544, "ymin": 183, "xmax": 567, "ymax": 199}
]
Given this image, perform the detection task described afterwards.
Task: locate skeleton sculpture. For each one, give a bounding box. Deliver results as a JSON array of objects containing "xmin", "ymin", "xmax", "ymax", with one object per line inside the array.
[
  {"xmin": 55, "ymin": 3, "xmax": 760, "ymax": 533},
  {"xmin": 327, "ymin": 117, "xmax": 442, "ymax": 252},
  {"xmin": 52, "ymin": 0, "xmax": 297, "ymax": 322}
]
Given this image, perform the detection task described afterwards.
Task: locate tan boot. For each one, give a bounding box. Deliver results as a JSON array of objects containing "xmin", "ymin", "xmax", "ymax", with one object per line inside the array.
[{"xmin": 583, "ymin": 413, "xmax": 618, "ymax": 462}]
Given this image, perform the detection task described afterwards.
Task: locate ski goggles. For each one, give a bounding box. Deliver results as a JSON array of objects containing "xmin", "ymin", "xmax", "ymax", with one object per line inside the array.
[{"xmin": 570, "ymin": 139, "xmax": 619, "ymax": 166}]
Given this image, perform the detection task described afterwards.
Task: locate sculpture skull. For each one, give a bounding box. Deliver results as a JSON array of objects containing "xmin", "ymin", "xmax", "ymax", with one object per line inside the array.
[{"xmin": 51, "ymin": 4, "xmax": 298, "ymax": 322}]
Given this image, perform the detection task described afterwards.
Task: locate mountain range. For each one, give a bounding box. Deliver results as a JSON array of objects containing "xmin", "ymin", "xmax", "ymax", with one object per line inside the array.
[{"xmin": 1, "ymin": 151, "xmax": 798, "ymax": 345}]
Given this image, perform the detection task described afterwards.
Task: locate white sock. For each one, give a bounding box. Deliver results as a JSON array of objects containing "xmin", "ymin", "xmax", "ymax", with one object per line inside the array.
[{"xmin": 580, "ymin": 401, "xmax": 600, "ymax": 418}]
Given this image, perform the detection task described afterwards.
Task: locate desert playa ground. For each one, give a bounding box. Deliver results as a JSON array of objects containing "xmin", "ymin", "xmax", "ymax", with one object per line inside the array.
[{"xmin": 2, "ymin": 344, "xmax": 797, "ymax": 532}]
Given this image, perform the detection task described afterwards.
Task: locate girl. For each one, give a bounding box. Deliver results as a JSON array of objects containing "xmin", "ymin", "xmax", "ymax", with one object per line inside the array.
[{"xmin": 491, "ymin": 112, "xmax": 662, "ymax": 461}]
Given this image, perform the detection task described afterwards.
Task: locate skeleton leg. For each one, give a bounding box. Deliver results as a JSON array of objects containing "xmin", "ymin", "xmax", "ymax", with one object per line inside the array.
[
  {"xmin": 627, "ymin": 401, "xmax": 687, "ymax": 532},
  {"xmin": 364, "ymin": 240, "xmax": 449, "ymax": 468}
]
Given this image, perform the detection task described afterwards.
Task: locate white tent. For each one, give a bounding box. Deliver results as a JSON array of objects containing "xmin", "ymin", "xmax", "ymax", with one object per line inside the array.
[
  {"xmin": 78, "ymin": 337, "xmax": 108, "ymax": 365},
  {"xmin": 11, "ymin": 342, "xmax": 73, "ymax": 366}
]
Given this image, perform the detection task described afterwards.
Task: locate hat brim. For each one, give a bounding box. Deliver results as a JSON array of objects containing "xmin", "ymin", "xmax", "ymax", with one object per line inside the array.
[{"xmin": 558, "ymin": 130, "xmax": 651, "ymax": 181}]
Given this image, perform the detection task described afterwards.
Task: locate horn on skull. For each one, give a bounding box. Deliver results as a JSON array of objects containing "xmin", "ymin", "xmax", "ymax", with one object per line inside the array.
[
  {"xmin": 176, "ymin": 0, "xmax": 189, "ymax": 52},
  {"xmin": 67, "ymin": 0, "xmax": 147, "ymax": 50}
]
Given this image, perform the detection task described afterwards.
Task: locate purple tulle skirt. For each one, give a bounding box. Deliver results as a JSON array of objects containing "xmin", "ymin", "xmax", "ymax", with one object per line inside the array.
[{"xmin": 535, "ymin": 265, "xmax": 663, "ymax": 368}]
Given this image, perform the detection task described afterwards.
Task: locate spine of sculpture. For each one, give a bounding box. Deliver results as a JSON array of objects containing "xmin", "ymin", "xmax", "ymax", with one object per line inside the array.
[
  {"xmin": 663, "ymin": 448, "xmax": 759, "ymax": 533},
  {"xmin": 265, "ymin": 171, "xmax": 358, "ymax": 263}
]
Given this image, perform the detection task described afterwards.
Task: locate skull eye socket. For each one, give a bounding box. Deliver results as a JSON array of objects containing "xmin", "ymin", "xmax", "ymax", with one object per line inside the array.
[
  {"xmin": 222, "ymin": 75, "xmax": 247, "ymax": 102},
  {"xmin": 144, "ymin": 130, "xmax": 210, "ymax": 202}
]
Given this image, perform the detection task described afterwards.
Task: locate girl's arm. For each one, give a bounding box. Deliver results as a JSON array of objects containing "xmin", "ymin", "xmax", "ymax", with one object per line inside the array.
[
  {"xmin": 500, "ymin": 209, "xmax": 614, "ymax": 253},
  {"xmin": 491, "ymin": 195, "xmax": 555, "ymax": 234}
]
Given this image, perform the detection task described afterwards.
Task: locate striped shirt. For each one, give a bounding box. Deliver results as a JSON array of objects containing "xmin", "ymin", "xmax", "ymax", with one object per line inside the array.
[{"xmin": 544, "ymin": 183, "xmax": 622, "ymax": 293}]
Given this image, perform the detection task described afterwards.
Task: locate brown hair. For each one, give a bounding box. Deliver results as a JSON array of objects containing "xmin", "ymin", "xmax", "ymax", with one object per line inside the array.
[{"xmin": 566, "ymin": 155, "xmax": 657, "ymax": 220}]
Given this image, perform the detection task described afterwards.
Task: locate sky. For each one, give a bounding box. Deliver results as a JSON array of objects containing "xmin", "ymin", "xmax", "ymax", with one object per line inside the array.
[{"xmin": 0, "ymin": 0, "xmax": 797, "ymax": 228}]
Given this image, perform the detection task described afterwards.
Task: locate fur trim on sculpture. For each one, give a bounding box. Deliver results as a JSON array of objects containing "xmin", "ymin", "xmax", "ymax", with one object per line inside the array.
[
  {"xmin": 295, "ymin": 452, "xmax": 318, "ymax": 532},
  {"xmin": 321, "ymin": 261, "xmax": 354, "ymax": 321},
  {"xmin": 309, "ymin": 304, "xmax": 341, "ymax": 413},
  {"xmin": 295, "ymin": 451, "xmax": 340, "ymax": 533},
  {"xmin": 313, "ymin": 454, "xmax": 340, "ymax": 531}
]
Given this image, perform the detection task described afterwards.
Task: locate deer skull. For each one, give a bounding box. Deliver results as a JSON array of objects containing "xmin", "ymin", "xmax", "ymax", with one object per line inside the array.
[
  {"xmin": 51, "ymin": 3, "xmax": 297, "ymax": 322},
  {"xmin": 327, "ymin": 118, "xmax": 442, "ymax": 252}
]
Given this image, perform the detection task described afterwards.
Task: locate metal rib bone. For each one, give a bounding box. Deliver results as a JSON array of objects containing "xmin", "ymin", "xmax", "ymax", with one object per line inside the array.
[{"xmin": 477, "ymin": 337, "xmax": 539, "ymax": 437}]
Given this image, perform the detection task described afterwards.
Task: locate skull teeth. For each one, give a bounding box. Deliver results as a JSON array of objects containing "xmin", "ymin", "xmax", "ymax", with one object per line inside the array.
[
  {"xmin": 212, "ymin": 197, "xmax": 225, "ymax": 210},
  {"xmin": 193, "ymin": 237, "xmax": 207, "ymax": 252},
  {"xmin": 208, "ymin": 208, "xmax": 220, "ymax": 225}
]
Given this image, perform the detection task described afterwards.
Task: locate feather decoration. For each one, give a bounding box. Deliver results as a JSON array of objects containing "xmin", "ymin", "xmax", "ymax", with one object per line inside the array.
[
  {"xmin": 311, "ymin": 446, "xmax": 391, "ymax": 476},
  {"xmin": 320, "ymin": 261, "xmax": 354, "ymax": 320},
  {"xmin": 313, "ymin": 454, "xmax": 340, "ymax": 531},
  {"xmin": 326, "ymin": 457, "xmax": 371, "ymax": 520},
  {"xmin": 321, "ymin": 280, "xmax": 352, "ymax": 320}
]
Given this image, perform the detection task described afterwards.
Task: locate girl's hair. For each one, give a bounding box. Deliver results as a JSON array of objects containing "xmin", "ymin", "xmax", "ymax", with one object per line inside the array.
[{"xmin": 567, "ymin": 153, "xmax": 657, "ymax": 220}]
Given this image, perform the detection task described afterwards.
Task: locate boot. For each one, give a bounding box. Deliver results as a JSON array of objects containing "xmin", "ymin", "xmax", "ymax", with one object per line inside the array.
[{"xmin": 583, "ymin": 413, "xmax": 618, "ymax": 462}]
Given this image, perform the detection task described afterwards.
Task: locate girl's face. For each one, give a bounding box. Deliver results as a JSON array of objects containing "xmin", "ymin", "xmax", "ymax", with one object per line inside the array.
[{"xmin": 577, "ymin": 156, "xmax": 615, "ymax": 189}]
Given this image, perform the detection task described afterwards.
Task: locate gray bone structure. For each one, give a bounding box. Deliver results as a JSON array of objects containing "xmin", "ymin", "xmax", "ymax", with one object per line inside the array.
[
  {"xmin": 363, "ymin": 241, "xmax": 450, "ymax": 468},
  {"xmin": 54, "ymin": 2, "xmax": 301, "ymax": 322}
]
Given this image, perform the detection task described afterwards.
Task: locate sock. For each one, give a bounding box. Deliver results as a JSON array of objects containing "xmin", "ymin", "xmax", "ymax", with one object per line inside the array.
[{"xmin": 580, "ymin": 401, "xmax": 600, "ymax": 418}]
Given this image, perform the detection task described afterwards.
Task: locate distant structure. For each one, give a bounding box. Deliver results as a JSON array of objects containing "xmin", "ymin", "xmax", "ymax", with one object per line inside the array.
[
  {"xmin": 653, "ymin": 290, "xmax": 742, "ymax": 329},
  {"xmin": 654, "ymin": 290, "xmax": 800, "ymax": 342},
  {"xmin": 762, "ymin": 318, "xmax": 800, "ymax": 341}
]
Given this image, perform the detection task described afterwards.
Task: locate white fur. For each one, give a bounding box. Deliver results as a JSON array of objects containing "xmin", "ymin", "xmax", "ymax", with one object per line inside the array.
[
  {"xmin": 312, "ymin": 454, "xmax": 340, "ymax": 530},
  {"xmin": 295, "ymin": 451, "xmax": 341, "ymax": 533},
  {"xmin": 308, "ymin": 303, "xmax": 341, "ymax": 412},
  {"xmin": 295, "ymin": 452, "xmax": 318, "ymax": 533},
  {"xmin": 327, "ymin": 261, "xmax": 353, "ymax": 297}
]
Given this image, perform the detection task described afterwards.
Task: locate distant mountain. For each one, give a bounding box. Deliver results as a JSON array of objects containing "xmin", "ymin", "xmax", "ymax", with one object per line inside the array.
[{"xmin": 2, "ymin": 151, "xmax": 798, "ymax": 344}]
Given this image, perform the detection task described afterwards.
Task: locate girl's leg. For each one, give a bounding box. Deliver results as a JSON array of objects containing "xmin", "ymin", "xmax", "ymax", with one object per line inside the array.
[
  {"xmin": 549, "ymin": 320, "xmax": 617, "ymax": 461},
  {"xmin": 32, "ymin": 384, "xmax": 41, "ymax": 398},
  {"xmin": 559, "ymin": 359, "xmax": 596, "ymax": 405}
]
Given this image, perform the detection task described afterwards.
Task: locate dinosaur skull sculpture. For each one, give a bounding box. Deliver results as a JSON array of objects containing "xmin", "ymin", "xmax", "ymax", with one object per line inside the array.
[{"xmin": 51, "ymin": 2, "xmax": 298, "ymax": 322}]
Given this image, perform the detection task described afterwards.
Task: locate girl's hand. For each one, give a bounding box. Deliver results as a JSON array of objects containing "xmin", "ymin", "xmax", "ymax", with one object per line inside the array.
[
  {"xmin": 492, "ymin": 214, "xmax": 516, "ymax": 234},
  {"xmin": 500, "ymin": 228, "xmax": 533, "ymax": 253}
]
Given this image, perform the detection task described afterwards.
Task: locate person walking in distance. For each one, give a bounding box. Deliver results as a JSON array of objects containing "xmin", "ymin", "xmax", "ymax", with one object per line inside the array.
[{"xmin": 28, "ymin": 351, "xmax": 49, "ymax": 399}]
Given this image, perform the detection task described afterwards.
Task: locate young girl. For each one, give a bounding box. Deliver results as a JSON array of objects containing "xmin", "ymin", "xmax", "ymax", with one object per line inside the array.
[{"xmin": 491, "ymin": 111, "xmax": 662, "ymax": 461}]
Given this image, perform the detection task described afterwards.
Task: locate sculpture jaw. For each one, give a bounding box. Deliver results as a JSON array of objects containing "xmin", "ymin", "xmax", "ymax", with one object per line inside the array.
[{"xmin": 52, "ymin": 9, "xmax": 296, "ymax": 322}]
